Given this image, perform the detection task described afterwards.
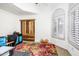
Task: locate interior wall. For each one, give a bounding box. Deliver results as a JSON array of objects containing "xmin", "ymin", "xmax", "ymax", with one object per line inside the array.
[{"xmin": 0, "ymin": 9, "xmax": 20, "ymax": 36}]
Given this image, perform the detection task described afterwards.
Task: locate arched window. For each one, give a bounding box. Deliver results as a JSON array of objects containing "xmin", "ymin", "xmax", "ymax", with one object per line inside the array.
[{"xmin": 52, "ymin": 8, "xmax": 65, "ymax": 40}]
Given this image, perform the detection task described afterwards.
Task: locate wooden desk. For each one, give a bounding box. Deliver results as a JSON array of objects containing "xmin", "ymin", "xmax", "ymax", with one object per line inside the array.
[{"xmin": 0, "ymin": 46, "xmax": 14, "ymax": 56}]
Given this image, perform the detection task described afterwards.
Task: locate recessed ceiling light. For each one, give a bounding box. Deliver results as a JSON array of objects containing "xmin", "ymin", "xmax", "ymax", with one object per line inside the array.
[{"xmin": 35, "ymin": 3, "xmax": 38, "ymax": 5}]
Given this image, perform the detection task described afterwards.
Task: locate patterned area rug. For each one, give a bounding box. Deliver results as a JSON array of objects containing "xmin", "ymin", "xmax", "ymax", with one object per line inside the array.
[{"xmin": 14, "ymin": 42, "xmax": 58, "ymax": 56}]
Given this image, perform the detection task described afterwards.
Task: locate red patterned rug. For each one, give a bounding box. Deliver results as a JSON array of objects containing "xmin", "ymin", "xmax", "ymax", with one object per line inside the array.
[{"xmin": 14, "ymin": 43, "xmax": 58, "ymax": 56}]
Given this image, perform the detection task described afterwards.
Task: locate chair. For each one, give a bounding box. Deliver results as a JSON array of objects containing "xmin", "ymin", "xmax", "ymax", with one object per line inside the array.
[
  {"xmin": 7, "ymin": 33, "xmax": 23, "ymax": 46},
  {"xmin": 0, "ymin": 36, "xmax": 6, "ymax": 46}
]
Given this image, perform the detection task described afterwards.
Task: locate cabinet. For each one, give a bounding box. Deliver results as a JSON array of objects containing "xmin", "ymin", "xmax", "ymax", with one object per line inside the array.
[{"xmin": 21, "ymin": 19, "xmax": 35, "ymax": 41}]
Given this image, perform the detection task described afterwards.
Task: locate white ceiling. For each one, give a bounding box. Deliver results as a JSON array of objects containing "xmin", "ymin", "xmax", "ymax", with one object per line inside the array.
[
  {"xmin": 0, "ymin": 3, "xmax": 36, "ymax": 15},
  {"xmin": 0, "ymin": 3, "xmax": 59, "ymax": 16}
]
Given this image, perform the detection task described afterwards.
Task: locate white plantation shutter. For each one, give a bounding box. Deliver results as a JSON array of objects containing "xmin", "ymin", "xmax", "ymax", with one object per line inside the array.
[
  {"xmin": 72, "ymin": 7, "xmax": 79, "ymax": 42},
  {"xmin": 69, "ymin": 4, "xmax": 79, "ymax": 49}
]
